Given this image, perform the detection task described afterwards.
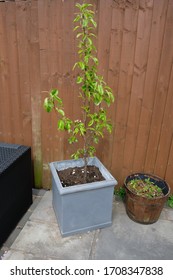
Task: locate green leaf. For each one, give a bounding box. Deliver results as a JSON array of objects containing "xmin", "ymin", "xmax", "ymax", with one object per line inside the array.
[
  {"xmin": 89, "ymin": 32, "xmax": 96, "ymax": 38},
  {"xmin": 81, "ymin": 3, "xmax": 92, "ymax": 9},
  {"xmin": 94, "ymin": 94, "xmax": 102, "ymax": 105},
  {"xmin": 78, "ymin": 49, "xmax": 84, "ymax": 55},
  {"xmin": 75, "ymin": 3, "xmax": 81, "ymax": 9},
  {"xmin": 88, "ymin": 146, "xmax": 96, "ymax": 157},
  {"xmin": 76, "ymin": 76, "xmax": 83, "ymax": 84},
  {"xmin": 73, "ymin": 25, "xmax": 80, "ymax": 31},
  {"xmin": 106, "ymin": 123, "xmax": 113, "ymax": 133},
  {"xmin": 82, "ymin": 19, "xmax": 88, "ymax": 28},
  {"xmin": 64, "ymin": 120, "xmax": 72, "ymax": 132},
  {"xmin": 105, "ymin": 89, "xmax": 115, "ymax": 103},
  {"xmin": 74, "ymin": 127, "xmax": 79, "ymax": 135},
  {"xmin": 82, "ymin": 106, "xmax": 90, "ymax": 113},
  {"xmin": 54, "ymin": 96, "xmax": 63, "ymax": 105},
  {"xmin": 71, "ymin": 148, "xmax": 84, "ymax": 159},
  {"xmin": 167, "ymin": 195, "xmax": 173, "ymax": 208},
  {"xmin": 58, "ymin": 109, "xmax": 65, "ymax": 117},
  {"xmin": 71, "ymin": 152, "xmax": 79, "ymax": 160},
  {"xmin": 88, "ymin": 120, "xmax": 94, "ymax": 126},
  {"xmin": 84, "ymin": 55, "xmax": 89, "ymax": 64},
  {"xmin": 87, "ymin": 37, "xmax": 92, "ymax": 46},
  {"xmin": 68, "ymin": 136, "xmax": 78, "ymax": 144},
  {"xmin": 90, "ymin": 18, "xmax": 97, "ymax": 28},
  {"xmin": 92, "ymin": 56, "xmax": 98, "ymax": 64},
  {"xmin": 98, "ymin": 84, "xmax": 104, "ymax": 95},
  {"xmin": 73, "ymin": 62, "xmax": 78, "ymax": 70},
  {"xmin": 58, "ymin": 119, "xmax": 65, "ymax": 131},
  {"xmin": 76, "ymin": 33, "xmax": 83, "ymax": 38},
  {"xmin": 50, "ymin": 89, "xmax": 58, "ymax": 97},
  {"xmin": 99, "ymin": 112, "xmax": 106, "ymax": 121},
  {"xmin": 93, "ymin": 136, "xmax": 99, "ymax": 144},
  {"xmin": 43, "ymin": 98, "xmax": 53, "ymax": 113},
  {"xmin": 79, "ymin": 125, "xmax": 86, "ymax": 136},
  {"xmin": 78, "ymin": 61, "xmax": 85, "ymax": 70},
  {"xmin": 74, "ymin": 15, "xmax": 81, "ymax": 22}
]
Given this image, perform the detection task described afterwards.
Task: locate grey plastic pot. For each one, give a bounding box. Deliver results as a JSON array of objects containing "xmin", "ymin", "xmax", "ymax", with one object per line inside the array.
[{"xmin": 49, "ymin": 157, "xmax": 118, "ymax": 237}]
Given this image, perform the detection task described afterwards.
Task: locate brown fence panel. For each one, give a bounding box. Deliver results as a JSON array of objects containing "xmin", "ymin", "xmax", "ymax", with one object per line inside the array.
[{"xmin": 0, "ymin": 0, "xmax": 173, "ymax": 192}]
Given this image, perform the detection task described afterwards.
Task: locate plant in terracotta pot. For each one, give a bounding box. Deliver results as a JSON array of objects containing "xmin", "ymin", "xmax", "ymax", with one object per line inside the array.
[
  {"xmin": 44, "ymin": 2, "xmax": 117, "ymax": 237},
  {"xmin": 124, "ymin": 173, "xmax": 170, "ymax": 224}
]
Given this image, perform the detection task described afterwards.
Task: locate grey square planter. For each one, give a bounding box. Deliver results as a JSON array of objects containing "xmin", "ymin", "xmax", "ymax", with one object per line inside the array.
[{"xmin": 49, "ymin": 157, "xmax": 117, "ymax": 237}]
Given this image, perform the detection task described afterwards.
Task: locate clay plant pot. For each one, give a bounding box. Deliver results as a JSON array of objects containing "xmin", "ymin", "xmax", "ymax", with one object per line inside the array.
[
  {"xmin": 49, "ymin": 157, "xmax": 118, "ymax": 237},
  {"xmin": 124, "ymin": 173, "xmax": 170, "ymax": 224}
]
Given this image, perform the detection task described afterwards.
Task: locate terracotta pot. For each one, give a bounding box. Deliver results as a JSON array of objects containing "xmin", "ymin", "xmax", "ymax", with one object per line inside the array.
[{"xmin": 124, "ymin": 173, "xmax": 170, "ymax": 224}]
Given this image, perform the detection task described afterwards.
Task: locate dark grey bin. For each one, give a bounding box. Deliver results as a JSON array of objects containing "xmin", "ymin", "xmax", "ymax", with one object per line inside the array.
[{"xmin": 0, "ymin": 142, "xmax": 33, "ymax": 246}]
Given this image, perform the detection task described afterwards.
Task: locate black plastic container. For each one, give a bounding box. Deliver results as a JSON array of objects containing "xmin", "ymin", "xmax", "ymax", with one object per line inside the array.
[{"xmin": 0, "ymin": 143, "xmax": 33, "ymax": 246}]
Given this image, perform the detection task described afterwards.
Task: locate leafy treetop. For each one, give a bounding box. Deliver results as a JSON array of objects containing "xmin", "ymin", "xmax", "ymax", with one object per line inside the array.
[{"xmin": 44, "ymin": 2, "xmax": 114, "ymax": 168}]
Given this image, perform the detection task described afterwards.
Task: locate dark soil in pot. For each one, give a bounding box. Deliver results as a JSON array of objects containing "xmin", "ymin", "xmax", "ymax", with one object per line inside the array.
[
  {"xmin": 57, "ymin": 165, "xmax": 105, "ymax": 187},
  {"xmin": 126, "ymin": 177, "xmax": 164, "ymax": 198}
]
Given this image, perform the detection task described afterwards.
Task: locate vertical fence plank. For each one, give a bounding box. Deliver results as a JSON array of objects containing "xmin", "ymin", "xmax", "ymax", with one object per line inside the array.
[
  {"xmin": 165, "ymin": 137, "xmax": 173, "ymax": 190},
  {"xmin": 39, "ymin": 0, "xmax": 55, "ymax": 186},
  {"xmin": 61, "ymin": 0, "xmax": 76, "ymax": 159},
  {"xmin": 133, "ymin": 0, "xmax": 169, "ymax": 172},
  {"xmin": 111, "ymin": 1, "xmax": 139, "ymax": 184},
  {"xmin": 122, "ymin": 0, "xmax": 153, "ymax": 179},
  {"xmin": 16, "ymin": 0, "xmax": 32, "ymax": 146},
  {"xmin": 144, "ymin": 0, "xmax": 173, "ymax": 173},
  {"xmin": 96, "ymin": 0, "xmax": 115, "ymax": 169},
  {"xmin": 0, "ymin": 3, "xmax": 6, "ymax": 142},
  {"xmin": 5, "ymin": 2, "xmax": 24, "ymax": 144},
  {"xmin": 104, "ymin": 2, "xmax": 124, "ymax": 171},
  {"xmin": 97, "ymin": 0, "xmax": 113, "ymax": 81},
  {"xmin": 0, "ymin": 2, "xmax": 13, "ymax": 142},
  {"xmin": 154, "ymin": 64, "xmax": 173, "ymax": 177},
  {"xmin": 29, "ymin": 0, "xmax": 42, "ymax": 188},
  {"xmin": 153, "ymin": 0, "xmax": 173, "ymax": 178}
]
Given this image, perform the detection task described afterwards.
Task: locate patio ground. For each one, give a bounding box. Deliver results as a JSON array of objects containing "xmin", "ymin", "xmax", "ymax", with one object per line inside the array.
[{"xmin": 0, "ymin": 189, "xmax": 173, "ymax": 260}]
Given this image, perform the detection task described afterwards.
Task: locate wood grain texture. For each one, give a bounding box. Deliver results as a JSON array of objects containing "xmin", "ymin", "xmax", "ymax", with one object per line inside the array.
[{"xmin": 0, "ymin": 0, "xmax": 173, "ymax": 192}]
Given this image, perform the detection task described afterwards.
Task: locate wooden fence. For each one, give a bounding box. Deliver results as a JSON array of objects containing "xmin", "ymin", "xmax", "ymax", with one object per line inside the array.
[{"xmin": 0, "ymin": 0, "xmax": 173, "ymax": 192}]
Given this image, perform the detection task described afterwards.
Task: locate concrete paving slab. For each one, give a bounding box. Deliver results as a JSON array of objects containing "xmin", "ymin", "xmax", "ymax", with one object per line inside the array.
[
  {"xmin": 0, "ymin": 189, "xmax": 46, "ymax": 259},
  {"xmin": 93, "ymin": 211, "xmax": 173, "ymax": 260},
  {"xmin": 162, "ymin": 207, "xmax": 173, "ymax": 221},
  {"xmin": 2, "ymin": 191, "xmax": 97, "ymax": 260},
  {"xmin": 3, "ymin": 220, "xmax": 96, "ymax": 260},
  {"xmin": 30, "ymin": 191, "xmax": 56, "ymax": 224},
  {"xmin": 2, "ymin": 191, "xmax": 173, "ymax": 260},
  {"xmin": 1, "ymin": 249, "xmax": 42, "ymax": 260}
]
